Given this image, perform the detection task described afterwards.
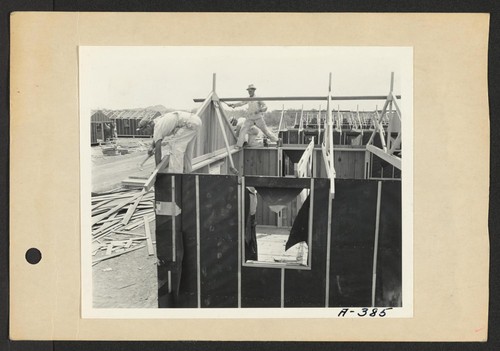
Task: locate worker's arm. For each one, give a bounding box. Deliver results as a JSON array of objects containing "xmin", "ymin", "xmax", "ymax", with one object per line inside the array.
[
  {"xmin": 154, "ymin": 139, "xmax": 163, "ymax": 165},
  {"xmin": 147, "ymin": 141, "xmax": 155, "ymax": 156},
  {"xmin": 228, "ymin": 101, "xmax": 247, "ymax": 108}
]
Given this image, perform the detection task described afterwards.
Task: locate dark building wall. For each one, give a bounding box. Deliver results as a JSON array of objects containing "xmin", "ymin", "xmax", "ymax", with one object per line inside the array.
[{"xmin": 155, "ymin": 173, "xmax": 401, "ymax": 308}]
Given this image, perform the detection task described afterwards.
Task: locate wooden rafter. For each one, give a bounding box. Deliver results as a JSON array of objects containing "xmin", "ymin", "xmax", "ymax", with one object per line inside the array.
[{"xmin": 365, "ymin": 72, "xmax": 402, "ymax": 170}]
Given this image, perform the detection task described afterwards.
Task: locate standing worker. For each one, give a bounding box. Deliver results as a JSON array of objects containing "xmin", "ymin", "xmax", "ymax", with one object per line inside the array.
[
  {"xmin": 228, "ymin": 84, "xmax": 279, "ymax": 148},
  {"xmin": 137, "ymin": 111, "xmax": 202, "ymax": 173}
]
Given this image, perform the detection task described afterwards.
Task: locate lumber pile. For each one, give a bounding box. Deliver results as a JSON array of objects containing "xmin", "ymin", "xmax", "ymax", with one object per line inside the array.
[{"xmin": 91, "ymin": 188, "xmax": 156, "ymax": 266}]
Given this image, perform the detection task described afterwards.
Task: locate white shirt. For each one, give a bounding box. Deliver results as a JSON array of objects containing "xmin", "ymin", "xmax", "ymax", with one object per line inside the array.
[{"xmin": 153, "ymin": 111, "xmax": 200, "ymax": 142}]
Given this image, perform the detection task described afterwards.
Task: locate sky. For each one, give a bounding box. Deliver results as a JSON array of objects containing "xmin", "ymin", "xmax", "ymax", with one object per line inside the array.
[{"xmin": 79, "ymin": 46, "xmax": 412, "ymax": 112}]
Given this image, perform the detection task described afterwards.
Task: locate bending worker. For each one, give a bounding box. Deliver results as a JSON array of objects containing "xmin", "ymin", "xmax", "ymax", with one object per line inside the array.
[
  {"xmin": 137, "ymin": 111, "xmax": 202, "ymax": 173},
  {"xmin": 228, "ymin": 84, "xmax": 279, "ymax": 148}
]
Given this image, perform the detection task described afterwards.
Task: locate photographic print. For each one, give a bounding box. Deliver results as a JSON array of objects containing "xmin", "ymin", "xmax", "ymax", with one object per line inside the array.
[{"xmin": 79, "ymin": 46, "xmax": 413, "ymax": 318}]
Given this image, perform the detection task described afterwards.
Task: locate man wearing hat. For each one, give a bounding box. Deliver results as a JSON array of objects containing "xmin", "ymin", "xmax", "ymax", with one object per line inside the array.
[
  {"xmin": 228, "ymin": 84, "xmax": 279, "ymax": 148},
  {"xmin": 137, "ymin": 111, "xmax": 202, "ymax": 173}
]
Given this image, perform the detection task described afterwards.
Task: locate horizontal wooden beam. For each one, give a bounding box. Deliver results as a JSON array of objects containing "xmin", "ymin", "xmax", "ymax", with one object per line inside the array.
[
  {"xmin": 242, "ymin": 261, "xmax": 311, "ymax": 271},
  {"xmin": 366, "ymin": 144, "xmax": 402, "ymax": 170},
  {"xmin": 245, "ymin": 176, "xmax": 311, "ymax": 189},
  {"xmin": 191, "ymin": 146, "xmax": 240, "ymax": 171},
  {"xmin": 193, "ymin": 95, "xmax": 402, "ymax": 103}
]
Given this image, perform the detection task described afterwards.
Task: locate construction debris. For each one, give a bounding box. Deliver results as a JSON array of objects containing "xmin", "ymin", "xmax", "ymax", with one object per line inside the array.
[{"xmin": 91, "ymin": 187, "xmax": 155, "ymax": 266}]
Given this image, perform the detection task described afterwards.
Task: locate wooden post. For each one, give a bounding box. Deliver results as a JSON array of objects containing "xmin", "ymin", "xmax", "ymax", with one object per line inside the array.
[
  {"xmin": 280, "ymin": 268, "xmax": 285, "ymax": 308},
  {"xmin": 213, "ymin": 101, "xmax": 238, "ymax": 174},
  {"xmin": 237, "ymin": 177, "xmax": 242, "ymax": 308},
  {"xmin": 307, "ymin": 178, "xmax": 314, "ymax": 267},
  {"xmin": 386, "ymin": 72, "xmax": 394, "ymax": 148},
  {"xmin": 171, "ymin": 175, "xmax": 176, "ymax": 262},
  {"xmin": 144, "ymin": 216, "xmax": 155, "ymax": 256},
  {"xmin": 278, "ymin": 105, "xmax": 285, "ymax": 133},
  {"xmin": 371, "ymin": 181, "xmax": 382, "ymax": 307},
  {"xmin": 318, "ymin": 104, "xmax": 321, "ymax": 143},
  {"xmin": 324, "ymin": 190, "xmax": 333, "ymax": 307},
  {"xmin": 277, "ymin": 147, "xmax": 283, "ymax": 227},
  {"xmin": 299, "ymin": 105, "xmax": 304, "ymax": 132},
  {"xmin": 364, "ymin": 150, "xmax": 371, "ymax": 179},
  {"xmin": 195, "ymin": 176, "xmax": 201, "ymax": 308},
  {"xmin": 217, "ymin": 102, "xmax": 238, "ymax": 141}
]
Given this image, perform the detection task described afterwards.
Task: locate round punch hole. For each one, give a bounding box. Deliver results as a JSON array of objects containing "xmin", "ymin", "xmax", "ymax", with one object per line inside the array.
[{"xmin": 25, "ymin": 248, "xmax": 42, "ymax": 264}]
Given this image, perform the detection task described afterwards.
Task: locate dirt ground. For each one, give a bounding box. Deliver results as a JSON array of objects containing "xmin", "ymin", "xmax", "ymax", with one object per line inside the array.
[
  {"xmin": 91, "ymin": 138, "xmax": 156, "ymax": 193},
  {"xmin": 92, "ymin": 223, "xmax": 158, "ymax": 308}
]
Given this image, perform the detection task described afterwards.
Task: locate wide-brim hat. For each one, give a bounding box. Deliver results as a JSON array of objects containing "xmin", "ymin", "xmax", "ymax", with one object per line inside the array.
[{"xmin": 246, "ymin": 84, "xmax": 257, "ymax": 91}]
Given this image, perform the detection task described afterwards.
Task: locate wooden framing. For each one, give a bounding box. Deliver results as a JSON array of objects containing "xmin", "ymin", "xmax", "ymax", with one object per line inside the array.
[
  {"xmin": 195, "ymin": 175, "xmax": 201, "ymax": 308},
  {"xmin": 366, "ymin": 144, "xmax": 402, "ymax": 170},
  {"xmin": 193, "ymin": 95, "xmax": 401, "ymax": 103},
  {"xmin": 365, "ymin": 72, "xmax": 402, "ymax": 170},
  {"xmin": 371, "ymin": 181, "xmax": 382, "ymax": 307},
  {"xmin": 277, "ymin": 105, "xmax": 285, "ymax": 133},
  {"xmin": 296, "ymin": 138, "xmax": 315, "ymax": 178},
  {"xmin": 241, "ymin": 175, "xmax": 314, "ymax": 271},
  {"xmin": 150, "ymin": 73, "xmax": 403, "ymax": 308},
  {"xmin": 321, "ymin": 73, "xmax": 337, "ymax": 196}
]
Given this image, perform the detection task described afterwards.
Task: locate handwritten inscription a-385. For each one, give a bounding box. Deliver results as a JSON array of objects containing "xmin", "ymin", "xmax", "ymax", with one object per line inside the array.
[{"xmin": 338, "ymin": 307, "xmax": 393, "ymax": 318}]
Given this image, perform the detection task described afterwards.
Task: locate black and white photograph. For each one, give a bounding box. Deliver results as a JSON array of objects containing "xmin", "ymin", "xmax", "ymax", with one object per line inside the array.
[{"xmin": 79, "ymin": 46, "xmax": 413, "ymax": 318}]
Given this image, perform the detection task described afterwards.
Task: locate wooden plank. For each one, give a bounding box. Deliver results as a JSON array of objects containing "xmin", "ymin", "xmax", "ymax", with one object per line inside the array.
[
  {"xmin": 124, "ymin": 215, "xmax": 155, "ymax": 231},
  {"xmin": 195, "ymin": 92, "xmax": 214, "ymax": 117},
  {"xmin": 325, "ymin": 191, "xmax": 333, "ymax": 307},
  {"xmin": 307, "ymin": 179, "xmax": 314, "ymax": 267},
  {"xmin": 196, "ymin": 175, "xmax": 201, "ymax": 308},
  {"xmin": 280, "ymin": 268, "xmax": 285, "ymax": 308},
  {"xmin": 143, "ymin": 155, "xmax": 170, "ymax": 191},
  {"xmin": 296, "ymin": 139, "xmax": 314, "ymax": 178},
  {"xmin": 237, "ymin": 178, "xmax": 242, "ymax": 308},
  {"xmin": 144, "ymin": 216, "xmax": 155, "ymax": 256},
  {"xmin": 371, "ymin": 181, "xmax": 382, "ymax": 307},
  {"xmin": 92, "ymin": 245, "xmax": 145, "ymax": 265},
  {"xmin": 92, "ymin": 190, "xmax": 144, "ymax": 226},
  {"xmin": 121, "ymin": 192, "xmax": 145, "ymax": 225},
  {"xmin": 193, "ymin": 95, "xmax": 402, "ymax": 103},
  {"xmin": 245, "ymin": 176, "xmax": 311, "ymax": 189},
  {"xmin": 91, "ymin": 198, "xmax": 114, "ymax": 211},
  {"xmin": 214, "ymin": 97, "xmax": 238, "ymax": 141},
  {"xmin": 105, "ymin": 243, "xmax": 113, "ymax": 256},
  {"xmin": 93, "ymin": 210, "xmax": 118, "ymax": 232},
  {"xmin": 171, "ymin": 175, "xmax": 177, "ymax": 262},
  {"xmin": 212, "ymin": 103, "xmax": 237, "ymax": 173},
  {"xmin": 92, "ymin": 223, "xmax": 124, "ymax": 242},
  {"xmin": 112, "ymin": 230, "xmax": 146, "ymax": 237},
  {"xmin": 366, "ymin": 144, "xmax": 401, "ymax": 170},
  {"xmin": 92, "ymin": 189, "xmax": 136, "ymax": 200},
  {"xmin": 191, "ymin": 146, "xmax": 239, "ymax": 172}
]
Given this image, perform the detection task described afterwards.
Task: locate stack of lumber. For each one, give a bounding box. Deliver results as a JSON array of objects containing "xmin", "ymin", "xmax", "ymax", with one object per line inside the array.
[{"xmin": 91, "ymin": 188, "xmax": 156, "ymax": 266}]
